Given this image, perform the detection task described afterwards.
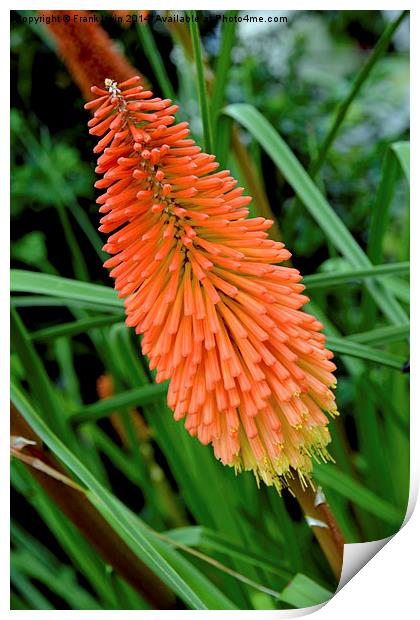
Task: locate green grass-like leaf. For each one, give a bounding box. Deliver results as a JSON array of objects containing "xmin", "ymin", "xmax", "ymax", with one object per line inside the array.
[
  {"xmin": 136, "ymin": 24, "xmax": 176, "ymax": 101},
  {"xmin": 310, "ymin": 11, "xmax": 408, "ymax": 175},
  {"xmin": 189, "ymin": 11, "xmax": 214, "ymax": 152},
  {"xmin": 31, "ymin": 315, "xmax": 124, "ymax": 342},
  {"xmin": 313, "ymin": 464, "xmax": 404, "ymax": 526},
  {"xmin": 349, "ymin": 324, "xmax": 409, "ymax": 346},
  {"xmin": 368, "ymin": 143, "xmax": 410, "ymax": 265},
  {"xmin": 70, "ymin": 383, "xmax": 169, "ymax": 426},
  {"xmin": 280, "ymin": 573, "xmax": 333, "ymax": 608},
  {"xmin": 11, "ymin": 270, "xmax": 121, "ymax": 308},
  {"xmin": 304, "ymin": 262, "xmax": 409, "ymax": 289},
  {"xmin": 327, "ymin": 336, "xmax": 406, "ymax": 369}
]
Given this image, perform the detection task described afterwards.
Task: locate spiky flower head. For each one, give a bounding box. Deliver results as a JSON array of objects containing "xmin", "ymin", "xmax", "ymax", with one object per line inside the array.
[{"xmin": 86, "ymin": 76, "xmax": 338, "ymax": 491}]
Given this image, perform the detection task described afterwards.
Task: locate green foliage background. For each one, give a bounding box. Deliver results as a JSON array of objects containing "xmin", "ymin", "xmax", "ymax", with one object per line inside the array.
[{"xmin": 10, "ymin": 10, "xmax": 409, "ymax": 611}]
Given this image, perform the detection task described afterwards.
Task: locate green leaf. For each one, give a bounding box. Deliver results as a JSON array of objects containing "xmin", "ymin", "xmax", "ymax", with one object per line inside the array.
[
  {"xmin": 212, "ymin": 12, "xmax": 238, "ymax": 165},
  {"xmin": 11, "ymin": 381, "xmax": 236, "ymax": 610},
  {"xmin": 310, "ymin": 11, "xmax": 408, "ymax": 175},
  {"xmin": 141, "ymin": 400, "xmax": 271, "ymax": 607},
  {"xmin": 189, "ymin": 11, "xmax": 213, "ymax": 153},
  {"xmin": 327, "ymin": 336, "xmax": 406, "ymax": 369},
  {"xmin": 313, "ymin": 464, "xmax": 403, "ymax": 527},
  {"xmin": 69, "ymin": 383, "xmax": 169, "ymax": 426},
  {"xmin": 10, "ymin": 308, "xmax": 70, "ymax": 440},
  {"xmin": 115, "ymin": 508, "xmax": 240, "ymax": 609},
  {"xmin": 88, "ymin": 426, "xmax": 145, "ymax": 487},
  {"xmin": 224, "ymin": 104, "xmax": 362, "ymax": 263},
  {"xmin": 212, "ymin": 12, "xmax": 238, "ymax": 123},
  {"xmin": 11, "ymin": 467, "xmax": 121, "ymax": 609},
  {"xmin": 11, "ymin": 231, "xmax": 49, "ymax": 268},
  {"xmin": 349, "ymin": 324, "xmax": 409, "ymax": 346},
  {"xmin": 383, "ymin": 276, "xmax": 410, "ymax": 305},
  {"xmin": 11, "ymin": 551, "xmax": 101, "ymax": 610},
  {"xmin": 136, "ymin": 24, "xmax": 176, "ymax": 101},
  {"xmin": 367, "ymin": 143, "xmax": 410, "ymax": 265},
  {"xmin": 12, "ymin": 117, "xmax": 91, "ymax": 281},
  {"xmin": 11, "ymin": 270, "xmax": 121, "ymax": 308},
  {"xmin": 10, "ymin": 567, "xmax": 54, "ymax": 610},
  {"xmin": 11, "ymin": 295, "xmax": 121, "ymax": 313},
  {"xmin": 223, "ymin": 103, "xmax": 408, "ymax": 326},
  {"xmin": 31, "ymin": 314, "xmax": 124, "ymax": 342},
  {"xmin": 10, "ymin": 593, "xmax": 30, "ymax": 610},
  {"xmin": 165, "ymin": 526, "xmax": 292, "ymax": 580},
  {"xmin": 280, "ymin": 573, "xmax": 333, "ymax": 608},
  {"xmin": 392, "ymin": 141, "xmax": 410, "ymax": 182},
  {"xmin": 304, "ymin": 262, "xmax": 409, "ymax": 289}
]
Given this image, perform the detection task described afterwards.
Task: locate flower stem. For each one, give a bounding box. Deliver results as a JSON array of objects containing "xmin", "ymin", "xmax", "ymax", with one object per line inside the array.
[
  {"xmin": 189, "ymin": 10, "xmax": 214, "ymax": 153},
  {"xmin": 136, "ymin": 23, "xmax": 176, "ymax": 101},
  {"xmin": 289, "ymin": 478, "xmax": 345, "ymax": 581}
]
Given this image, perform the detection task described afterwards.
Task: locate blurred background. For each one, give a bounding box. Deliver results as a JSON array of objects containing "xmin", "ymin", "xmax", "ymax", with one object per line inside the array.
[{"xmin": 10, "ymin": 10, "xmax": 409, "ymax": 611}]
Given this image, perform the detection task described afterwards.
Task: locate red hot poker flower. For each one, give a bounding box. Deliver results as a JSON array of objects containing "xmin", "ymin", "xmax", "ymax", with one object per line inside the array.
[
  {"xmin": 87, "ymin": 77, "xmax": 338, "ymax": 491},
  {"xmin": 41, "ymin": 10, "xmax": 141, "ymax": 100}
]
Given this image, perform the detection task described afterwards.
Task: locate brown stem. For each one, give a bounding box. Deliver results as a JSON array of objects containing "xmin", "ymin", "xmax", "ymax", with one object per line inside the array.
[
  {"xmin": 289, "ymin": 477, "xmax": 345, "ymax": 581},
  {"xmin": 11, "ymin": 405, "xmax": 176, "ymax": 609}
]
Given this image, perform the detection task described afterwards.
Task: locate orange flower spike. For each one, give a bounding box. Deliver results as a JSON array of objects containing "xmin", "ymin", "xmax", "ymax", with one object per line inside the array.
[
  {"xmin": 40, "ymin": 11, "xmax": 142, "ymax": 100},
  {"xmin": 87, "ymin": 77, "xmax": 339, "ymax": 492}
]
